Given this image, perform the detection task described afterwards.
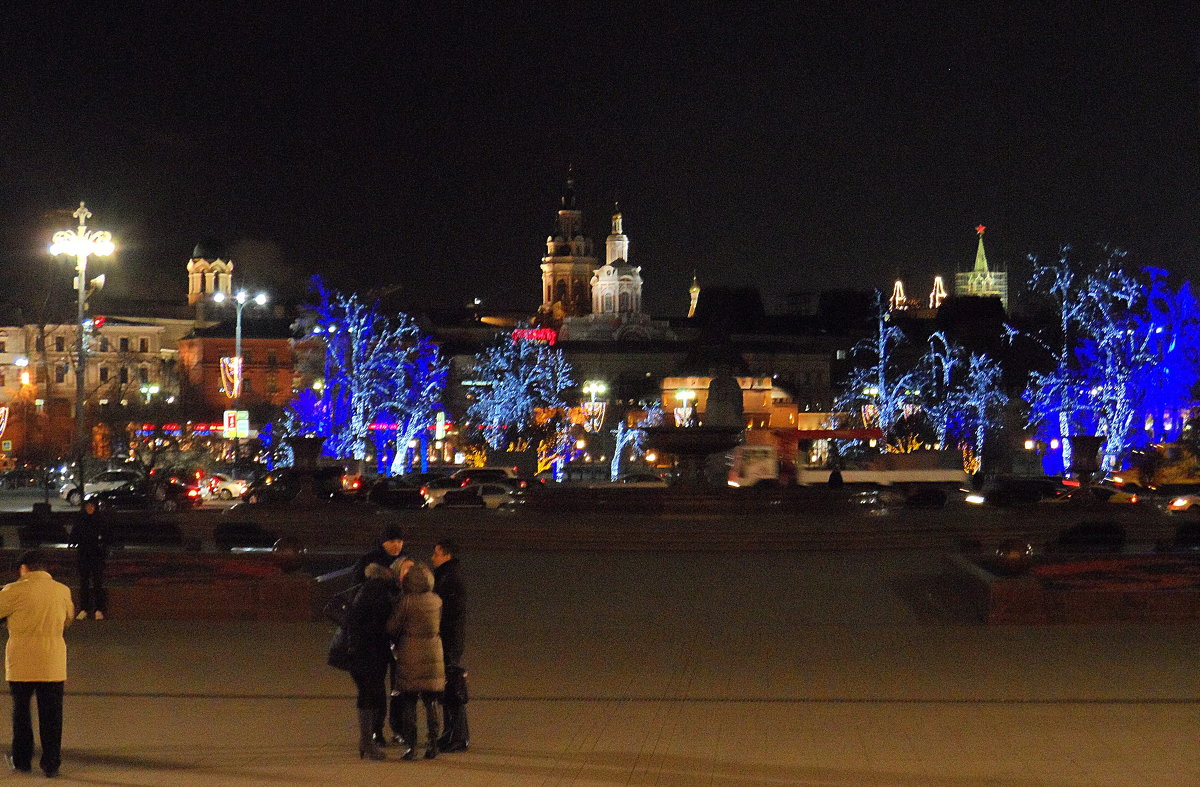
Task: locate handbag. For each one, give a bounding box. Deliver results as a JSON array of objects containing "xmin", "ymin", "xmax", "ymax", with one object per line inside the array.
[
  {"xmin": 445, "ymin": 665, "xmax": 469, "ymax": 705},
  {"xmin": 326, "ymin": 626, "xmax": 354, "ymax": 671},
  {"xmin": 321, "ymin": 583, "xmax": 362, "ymax": 627}
]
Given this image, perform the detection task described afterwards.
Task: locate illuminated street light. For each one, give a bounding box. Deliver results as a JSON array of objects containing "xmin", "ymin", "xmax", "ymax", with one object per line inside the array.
[
  {"xmin": 140, "ymin": 383, "xmax": 160, "ymax": 404},
  {"xmin": 581, "ymin": 380, "xmax": 608, "ymax": 432},
  {"xmin": 50, "ymin": 202, "xmax": 114, "ymax": 511},
  {"xmin": 674, "ymin": 389, "xmax": 696, "ymax": 427},
  {"xmin": 214, "ymin": 288, "xmax": 268, "ymax": 462}
]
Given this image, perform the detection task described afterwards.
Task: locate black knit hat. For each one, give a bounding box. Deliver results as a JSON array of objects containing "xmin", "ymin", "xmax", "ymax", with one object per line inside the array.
[{"xmin": 380, "ymin": 524, "xmax": 406, "ymax": 544}]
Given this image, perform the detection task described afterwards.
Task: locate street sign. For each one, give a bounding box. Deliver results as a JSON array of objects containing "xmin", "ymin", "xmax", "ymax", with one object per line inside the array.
[
  {"xmin": 223, "ymin": 410, "xmax": 238, "ymax": 439},
  {"xmin": 236, "ymin": 411, "xmax": 250, "ymax": 439}
]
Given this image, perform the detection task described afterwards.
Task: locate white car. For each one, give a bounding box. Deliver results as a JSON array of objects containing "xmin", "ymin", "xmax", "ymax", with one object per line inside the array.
[
  {"xmin": 59, "ymin": 470, "xmax": 143, "ymax": 505},
  {"xmin": 424, "ymin": 482, "xmax": 515, "ymax": 509},
  {"xmin": 206, "ymin": 473, "xmax": 249, "ymax": 501}
]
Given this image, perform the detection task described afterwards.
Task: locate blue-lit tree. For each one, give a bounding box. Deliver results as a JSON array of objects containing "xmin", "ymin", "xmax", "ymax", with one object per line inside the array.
[
  {"xmin": 838, "ymin": 303, "xmax": 1010, "ymax": 469},
  {"xmin": 286, "ymin": 278, "xmax": 447, "ymax": 473},
  {"xmin": 467, "ymin": 334, "xmax": 574, "ymax": 453},
  {"xmin": 942, "ymin": 352, "xmax": 1009, "ymax": 473},
  {"xmin": 1025, "ymin": 249, "xmax": 1200, "ymax": 472},
  {"xmin": 609, "ymin": 400, "xmax": 664, "ymax": 481},
  {"xmin": 835, "ymin": 293, "xmax": 928, "ymax": 445}
]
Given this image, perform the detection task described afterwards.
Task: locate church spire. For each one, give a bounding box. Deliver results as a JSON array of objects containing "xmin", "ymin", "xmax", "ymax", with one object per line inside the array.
[
  {"xmin": 688, "ymin": 271, "xmax": 700, "ymax": 318},
  {"xmin": 561, "ymin": 166, "xmax": 577, "ymax": 210},
  {"xmin": 611, "ymin": 202, "xmax": 622, "ymax": 235}
]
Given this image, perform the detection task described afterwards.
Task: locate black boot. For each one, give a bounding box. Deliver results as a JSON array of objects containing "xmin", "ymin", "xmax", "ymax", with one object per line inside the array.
[
  {"xmin": 371, "ymin": 707, "xmax": 388, "ymax": 747},
  {"xmin": 357, "ymin": 709, "xmax": 385, "ymax": 760},
  {"xmin": 398, "ymin": 695, "xmax": 417, "ymax": 760},
  {"xmin": 389, "ymin": 691, "xmax": 406, "ymax": 745},
  {"xmin": 440, "ymin": 701, "xmax": 470, "ymax": 752},
  {"xmin": 425, "ymin": 697, "xmax": 441, "ymax": 759}
]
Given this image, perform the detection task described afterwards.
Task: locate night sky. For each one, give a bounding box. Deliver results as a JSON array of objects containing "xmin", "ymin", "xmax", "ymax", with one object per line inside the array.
[{"xmin": 1, "ymin": 2, "xmax": 1196, "ymax": 319}]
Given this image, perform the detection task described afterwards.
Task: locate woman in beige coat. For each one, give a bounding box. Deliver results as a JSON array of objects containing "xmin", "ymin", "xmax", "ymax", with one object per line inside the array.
[{"xmin": 386, "ymin": 561, "xmax": 444, "ymax": 760}]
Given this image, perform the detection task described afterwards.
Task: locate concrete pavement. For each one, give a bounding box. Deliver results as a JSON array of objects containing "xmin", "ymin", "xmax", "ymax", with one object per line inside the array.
[{"xmin": 15, "ymin": 550, "xmax": 1200, "ymax": 785}]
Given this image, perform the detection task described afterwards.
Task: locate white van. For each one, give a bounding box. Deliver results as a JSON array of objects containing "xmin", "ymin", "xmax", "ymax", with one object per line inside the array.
[{"xmin": 727, "ymin": 445, "xmax": 779, "ymax": 487}]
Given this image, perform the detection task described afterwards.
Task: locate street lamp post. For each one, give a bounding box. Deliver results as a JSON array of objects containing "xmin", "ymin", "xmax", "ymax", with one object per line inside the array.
[
  {"xmin": 214, "ymin": 289, "xmax": 267, "ymax": 464},
  {"xmin": 581, "ymin": 380, "xmax": 608, "ymax": 433},
  {"xmin": 50, "ymin": 203, "xmax": 114, "ymax": 511}
]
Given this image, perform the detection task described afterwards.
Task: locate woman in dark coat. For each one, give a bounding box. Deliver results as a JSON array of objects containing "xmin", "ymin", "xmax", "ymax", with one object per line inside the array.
[
  {"xmin": 387, "ymin": 561, "xmax": 445, "ymax": 759},
  {"xmin": 345, "ymin": 561, "xmax": 396, "ymax": 759}
]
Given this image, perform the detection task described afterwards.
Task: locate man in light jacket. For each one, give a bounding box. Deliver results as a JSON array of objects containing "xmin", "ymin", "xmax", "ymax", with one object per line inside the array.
[{"xmin": 0, "ymin": 550, "xmax": 75, "ymax": 778}]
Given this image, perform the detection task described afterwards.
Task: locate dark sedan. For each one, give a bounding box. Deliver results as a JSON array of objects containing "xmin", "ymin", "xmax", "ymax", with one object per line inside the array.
[{"xmin": 82, "ymin": 480, "xmax": 203, "ymax": 515}]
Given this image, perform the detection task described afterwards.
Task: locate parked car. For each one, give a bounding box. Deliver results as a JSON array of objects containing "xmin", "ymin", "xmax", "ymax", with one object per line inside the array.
[
  {"xmin": 205, "ymin": 473, "xmax": 249, "ymax": 500},
  {"xmin": 59, "ymin": 470, "xmax": 144, "ymax": 505},
  {"xmin": 367, "ymin": 477, "xmax": 427, "ymax": 509},
  {"xmin": 425, "ymin": 482, "xmax": 516, "ymax": 509},
  {"xmin": 1, "ymin": 468, "xmax": 45, "ymax": 489},
  {"xmin": 449, "ymin": 467, "xmax": 519, "ymax": 483},
  {"xmin": 966, "ymin": 477, "xmax": 1075, "ymax": 507},
  {"xmin": 1041, "ymin": 484, "xmax": 1139, "ymax": 505},
  {"xmin": 82, "ymin": 480, "xmax": 203, "ymax": 515},
  {"xmin": 614, "ymin": 472, "xmax": 669, "ymax": 488},
  {"xmin": 242, "ymin": 467, "xmax": 355, "ymax": 504},
  {"xmin": 1166, "ymin": 494, "xmax": 1200, "ymax": 513}
]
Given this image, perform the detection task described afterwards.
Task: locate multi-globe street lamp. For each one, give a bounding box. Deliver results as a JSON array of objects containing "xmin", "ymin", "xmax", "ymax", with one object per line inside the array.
[
  {"xmin": 581, "ymin": 380, "xmax": 608, "ymax": 432},
  {"xmin": 50, "ymin": 203, "xmax": 114, "ymax": 510},
  {"xmin": 674, "ymin": 389, "xmax": 696, "ymax": 427},
  {"xmin": 213, "ymin": 288, "xmax": 267, "ymax": 462}
]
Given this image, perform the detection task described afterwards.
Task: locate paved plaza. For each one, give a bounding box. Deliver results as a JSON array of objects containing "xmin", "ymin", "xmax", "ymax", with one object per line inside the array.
[{"xmin": 10, "ymin": 549, "xmax": 1200, "ymax": 785}]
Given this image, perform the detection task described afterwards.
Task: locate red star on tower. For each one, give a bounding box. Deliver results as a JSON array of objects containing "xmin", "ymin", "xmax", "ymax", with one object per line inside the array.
[{"xmin": 975, "ymin": 224, "xmax": 986, "ymax": 236}]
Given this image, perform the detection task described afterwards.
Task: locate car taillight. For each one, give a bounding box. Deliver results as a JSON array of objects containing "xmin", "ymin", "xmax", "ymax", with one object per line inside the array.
[
  {"xmin": 1130, "ymin": 495, "xmax": 1138, "ymax": 503},
  {"xmin": 420, "ymin": 486, "xmax": 428, "ymax": 496},
  {"xmin": 519, "ymin": 480, "xmax": 527, "ymax": 488},
  {"xmin": 187, "ymin": 488, "xmax": 199, "ymax": 497}
]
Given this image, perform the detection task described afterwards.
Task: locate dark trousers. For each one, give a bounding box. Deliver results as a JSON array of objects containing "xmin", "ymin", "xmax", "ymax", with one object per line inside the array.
[
  {"xmin": 397, "ymin": 691, "xmax": 441, "ymax": 748},
  {"xmin": 442, "ymin": 664, "xmax": 470, "ymax": 747},
  {"xmin": 9, "ymin": 681, "xmax": 63, "ymax": 774},
  {"xmin": 78, "ymin": 558, "xmax": 107, "ymax": 614},
  {"xmin": 350, "ymin": 663, "xmax": 388, "ymax": 711}
]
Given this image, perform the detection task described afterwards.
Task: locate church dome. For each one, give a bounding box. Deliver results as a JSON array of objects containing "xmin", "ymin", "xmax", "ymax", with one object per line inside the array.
[{"xmin": 192, "ymin": 238, "xmax": 227, "ymax": 261}]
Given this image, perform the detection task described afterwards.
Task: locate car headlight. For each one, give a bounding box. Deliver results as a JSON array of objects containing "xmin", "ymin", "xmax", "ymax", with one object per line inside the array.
[
  {"xmin": 1169, "ymin": 497, "xmax": 1189, "ymax": 509},
  {"xmin": 965, "ymin": 494, "xmax": 986, "ymax": 505}
]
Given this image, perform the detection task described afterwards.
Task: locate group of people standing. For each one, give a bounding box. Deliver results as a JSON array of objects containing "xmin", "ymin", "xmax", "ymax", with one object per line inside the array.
[{"xmin": 340, "ymin": 525, "xmax": 469, "ymax": 761}]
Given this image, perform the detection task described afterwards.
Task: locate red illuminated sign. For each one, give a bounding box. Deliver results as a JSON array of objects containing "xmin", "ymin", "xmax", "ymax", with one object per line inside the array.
[{"xmin": 511, "ymin": 328, "xmax": 557, "ymax": 345}]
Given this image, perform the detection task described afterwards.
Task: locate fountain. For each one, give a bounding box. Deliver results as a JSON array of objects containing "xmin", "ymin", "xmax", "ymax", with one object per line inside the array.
[{"xmin": 641, "ymin": 368, "xmax": 744, "ymax": 486}]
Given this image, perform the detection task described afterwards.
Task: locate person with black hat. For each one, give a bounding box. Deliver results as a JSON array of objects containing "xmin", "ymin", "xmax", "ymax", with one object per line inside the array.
[{"xmin": 354, "ymin": 525, "xmax": 407, "ymax": 583}]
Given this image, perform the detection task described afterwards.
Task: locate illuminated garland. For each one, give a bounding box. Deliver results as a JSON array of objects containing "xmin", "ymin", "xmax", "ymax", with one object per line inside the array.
[
  {"xmin": 0, "ymin": 406, "xmax": 7, "ymax": 440},
  {"xmin": 220, "ymin": 356, "xmax": 243, "ymax": 399}
]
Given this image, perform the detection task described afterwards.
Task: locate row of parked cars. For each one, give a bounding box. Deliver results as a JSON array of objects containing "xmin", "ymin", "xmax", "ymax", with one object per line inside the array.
[
  {"xmin": 964, "ymin": 475, "xmax": 1200, "ymax": 511},
  {"xmin": 46, "ymin": 462, "xmax": 675, "ymax": 515}
]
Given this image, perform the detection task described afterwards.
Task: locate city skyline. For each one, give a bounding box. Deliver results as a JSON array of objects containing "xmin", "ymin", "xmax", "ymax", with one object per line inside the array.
[{"xmin": 0, "ymin": 3, "xmax": 1195, "ymax": 316}]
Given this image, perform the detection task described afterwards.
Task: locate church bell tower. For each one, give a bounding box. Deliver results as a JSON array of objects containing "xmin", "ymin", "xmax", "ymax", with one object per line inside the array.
[{"xmin": 539, "ymin": 169, "xmax": 598, "ymax": 322}]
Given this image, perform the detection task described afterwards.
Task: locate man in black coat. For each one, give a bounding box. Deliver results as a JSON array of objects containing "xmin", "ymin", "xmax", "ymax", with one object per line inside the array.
[
  {"xmin": 70, "ymin": 517, "xmax": 109, "ymax": 620},
  {"xmin": 354, "ymin": 524, "xmax": 407, "ymax": 583},
  {"xmin": 432, "ymin": 538, "xmax": 468, "ymax": 752}
]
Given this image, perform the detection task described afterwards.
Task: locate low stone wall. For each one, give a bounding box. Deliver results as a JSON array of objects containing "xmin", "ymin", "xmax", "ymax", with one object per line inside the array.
[
  {"xmin": 941, "ymin": 553, "xmax": 1200, "ymax": 624},
  {"xmin": 0, "ymin": 550, "xmax": 315, "ymax": 622},
  {"xmin": 97, "ymin": 575, "xmax": 315, "ymax": 621}
]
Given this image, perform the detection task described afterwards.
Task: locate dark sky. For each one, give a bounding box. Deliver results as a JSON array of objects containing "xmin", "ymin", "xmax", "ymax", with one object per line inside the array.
[{"xmin": 1, "ymin": 2, "xmax": 1197, "ymax": 319}]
